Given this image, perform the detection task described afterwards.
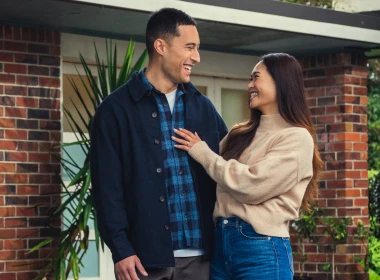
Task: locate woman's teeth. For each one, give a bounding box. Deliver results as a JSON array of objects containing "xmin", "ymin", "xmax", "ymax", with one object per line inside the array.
[{"xmin": 250, "ymin": 92, "xmax": 258, "ymax": 99}]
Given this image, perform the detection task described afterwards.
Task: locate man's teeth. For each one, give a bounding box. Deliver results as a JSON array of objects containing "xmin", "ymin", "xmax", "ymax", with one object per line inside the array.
[{"xmin": 184, "ymin": 66, "xmax": 192, "ymax": 71}]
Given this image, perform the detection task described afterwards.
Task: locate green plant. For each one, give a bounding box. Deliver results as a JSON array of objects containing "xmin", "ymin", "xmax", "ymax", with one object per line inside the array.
[
  {"xmin": 291, "ymin": 202, "xmax": 323, "ymax": 277},
  {"xmin": 368, "ymin": 59, "xmax": 380, "ymax": 171},
  {"xmin": 354, "ymin": 172, "xmax": 380, "ymax": 279},
  {"xmin": 28, "ymin": 39, "xmax": 148, "ymax": 280},
  {"xmin": 354, "ymin": 220, "xmax": 380, "ymax": 278},
  {"xmin": 369, "ymin": 172, "xmax": 380, "ymax": 238},
  {"xmin": 322, "ymin": 217, "xmax": 351, "ymax": 280}
]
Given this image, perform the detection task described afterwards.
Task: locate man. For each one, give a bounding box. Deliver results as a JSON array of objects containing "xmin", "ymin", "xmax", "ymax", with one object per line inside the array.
[{"xmin": 90, "ymin": 8, "xmax": 228, "ymax": 280}]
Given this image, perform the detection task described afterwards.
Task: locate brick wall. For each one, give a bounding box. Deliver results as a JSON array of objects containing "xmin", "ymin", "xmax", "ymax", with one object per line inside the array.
[
  {"xmin": 0, "ymin": 26, "xmax": 61, "ymax": 280},
  {"xmin": 293, "ymin": 53, "xmax": 369, "ymax": 280}
]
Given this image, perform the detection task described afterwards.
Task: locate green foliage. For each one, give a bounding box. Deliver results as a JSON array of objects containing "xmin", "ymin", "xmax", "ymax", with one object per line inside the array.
[
  {"xmin": 368, "ymin": 59, "xmax": 380, "ymax": 171},
  {"xmin": 355, "ymin": 173, "xmax": 380, "ymax": 279},
  {"xmin": 28, "ymin": 40, "xmax": 148, "ymax": 280},
  {"xmin": 322, "ymin": 217, "xmax": 351, "ymax": 280},
  {"xmin": 323, "ymin": 217, "xmax": 351, "ymax": 247},
  {"xmin": 370, "ymin": 269, "xmax": 380, "ymax": 280},
  {"xmin": 292, "ymin": 202, "xmax": 323, "ymax": 241},
  {"xmin": 370, "ymin": 172, "xmax": 380, "ymax": 237},
  {"xmin": 368, "ymin": 57, "xmax": 380, "ymax": 280},
  {"xmin": 354, "ymin": 220, "xmax": 380, "ymax": 277},
  {"xmin": 291, "ymin": 202, "xmax": 323, "ymax": 276},
  {"xmin": 368, "ymin": 94, "xmax": 380, "ymax": 171},
  {"xmin": 281, "ymin": 0, "xmax": 333, "ymax": 9}
]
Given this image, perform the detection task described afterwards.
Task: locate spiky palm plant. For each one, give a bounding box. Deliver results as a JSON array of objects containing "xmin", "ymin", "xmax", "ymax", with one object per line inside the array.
[{"xmin": 29, "ymin": 39, "xmax": 148, "ymax": 280}]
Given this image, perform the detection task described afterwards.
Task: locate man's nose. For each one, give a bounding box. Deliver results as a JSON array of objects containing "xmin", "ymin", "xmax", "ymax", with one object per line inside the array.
[{"xmin": 191, "ymin": 49, "xmax": 200, "ymax": 63}]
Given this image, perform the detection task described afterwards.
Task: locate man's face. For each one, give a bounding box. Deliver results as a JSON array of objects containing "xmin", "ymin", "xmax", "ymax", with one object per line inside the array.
[{"xmin": 161, "ymin": 25, "xmax": 200, "ymax": 85}]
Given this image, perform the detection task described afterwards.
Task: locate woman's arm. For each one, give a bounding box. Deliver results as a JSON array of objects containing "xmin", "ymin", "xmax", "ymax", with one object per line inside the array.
[{"xmin": 173, "ymin": 128, "xmax": 314, "ymax": 204}]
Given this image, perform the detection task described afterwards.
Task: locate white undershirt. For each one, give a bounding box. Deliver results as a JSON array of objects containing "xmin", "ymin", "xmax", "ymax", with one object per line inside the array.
[
  {"xmin": 165, "ymin": 89, "xmax": 177, "ymax": 114},
  {"xmin": 165, "ymin": 89, "xmax": 204, "ymax": 258},
  {"xmin": 174, "ymin": 248, "xmax": 204, "ymax": 257}
]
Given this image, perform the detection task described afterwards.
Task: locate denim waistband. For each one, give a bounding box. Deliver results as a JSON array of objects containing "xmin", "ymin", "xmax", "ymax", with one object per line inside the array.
[{"xmin": 215, "ymin": 216, "xmax": 249, "ymax": 228}]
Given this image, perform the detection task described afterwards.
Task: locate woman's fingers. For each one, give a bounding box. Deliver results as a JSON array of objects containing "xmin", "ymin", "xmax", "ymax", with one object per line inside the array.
[
  {"xmin": 174, "ymin": 144, "xmax": 190, "ymax": 151},
  {"xmin": 171, "ymin": 136, "xmax": 188, "ymax": 145},
  {"xmin": 174, "ymin": 128, "xmax": 194, "ymax": 139}
]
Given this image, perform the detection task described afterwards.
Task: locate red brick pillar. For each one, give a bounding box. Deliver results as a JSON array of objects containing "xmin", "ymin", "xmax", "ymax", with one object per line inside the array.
[
  {"xmin": 294, "ymin": 53, "xmax": 369, "ymax": 280},
  {"xmin": 0, "ymin": 26, "xmax": 61, "ymax": 279}
]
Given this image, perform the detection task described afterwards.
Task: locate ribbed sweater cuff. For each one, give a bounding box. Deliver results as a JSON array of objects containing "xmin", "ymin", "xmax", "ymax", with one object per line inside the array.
[{"xmin": 188, "ymin": 141, "xmax": 218, "ymax": 168}]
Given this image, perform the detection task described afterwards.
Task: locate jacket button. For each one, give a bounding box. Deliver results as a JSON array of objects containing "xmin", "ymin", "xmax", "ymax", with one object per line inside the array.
[
  {"xmin": 184, "ymin": 213, "xmax": 188, "ymax": 218},
  {"xmin": 147, "ymin": 91, "xmax": 152, "ymax": 96},
  {"xmin": 181, "ymin": 191, "xmax": 186, "ymax": 196},
  {"xmin": 159, "ymin": 196, "xmax": 165, "ymax": 202},
  {"xmin": 156, "ymin": 168, "xmax": 162, "ymax": 173},
  {"xmin": 154, "ymin": 139, "xmax": 160, "ymax": 145},
  {"xmin": 164, "ymin": 225, "xmax": 169, "ymax": 230},
  {"xmin": 178, "ymin": 170, "xmax": 183, "ymax": 175},
  {"xmin": 152, "ymin": 112, "xmax": 157, "ymax": 118}
]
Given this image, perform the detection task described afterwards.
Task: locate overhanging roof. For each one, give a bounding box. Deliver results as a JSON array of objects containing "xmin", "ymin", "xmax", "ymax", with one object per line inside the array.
[{"xmin": 0, "ymin": 0, "xmax": 379, "ymax": 58}]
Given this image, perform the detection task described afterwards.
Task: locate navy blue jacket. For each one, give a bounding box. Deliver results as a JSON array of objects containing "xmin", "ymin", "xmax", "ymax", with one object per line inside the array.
[{"xmin": 90, "ymin": 72, "xmax": 228, "ymax": 267}]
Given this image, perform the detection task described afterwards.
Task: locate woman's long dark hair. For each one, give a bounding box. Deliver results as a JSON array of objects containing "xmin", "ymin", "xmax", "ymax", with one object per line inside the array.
[{"xmin": 221, "ymin": 53, "xmax": 323, "ymax": 211}]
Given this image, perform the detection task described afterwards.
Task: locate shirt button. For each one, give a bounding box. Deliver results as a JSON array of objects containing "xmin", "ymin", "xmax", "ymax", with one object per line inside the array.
[
  {"xmin": 178, "ymin": 170, "xmax": 183, "ymax": 175},
  {"xmin": 152, "ymin": 112, "xmax": 157, "ymax": 118},
  {"xmin": 147, "ymin": 91, "xmax": 152, "ymax": 96},
  {"xmin": 156, "ymin": 168, "xmax": 162, "ymax": 173},
  {"xmin": 154, "ymin": 139, "xmax": 160, "ymax": 145},
  {"xmin": 164, "ymin": 225, "xmax": 169, "ymax": 230},
  {"xmin": 159, "ymin": 196, "xmax": 165, "ymax": 202},
  {"xmin": 223, "ymin": 220, "xmax": 229, "ymax": 225},
  {"xmin": 181, "ymin": 191, "xmax": 186, "ymax": 196}
]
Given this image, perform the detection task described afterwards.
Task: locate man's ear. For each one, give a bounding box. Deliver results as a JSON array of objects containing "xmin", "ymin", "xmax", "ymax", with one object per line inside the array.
[{"xmin": 153, "ymin": 39, "xmax": 166, "ymax": 56}]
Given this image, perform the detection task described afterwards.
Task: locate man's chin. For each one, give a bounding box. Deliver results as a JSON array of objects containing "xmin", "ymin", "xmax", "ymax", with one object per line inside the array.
[{"xmin": 181, "ymin": 76, "xmax": 191, "ymax": 84}]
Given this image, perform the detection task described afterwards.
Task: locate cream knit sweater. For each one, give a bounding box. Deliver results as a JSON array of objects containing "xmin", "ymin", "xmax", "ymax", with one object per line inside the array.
[{"xmin": 188, "ymin": 114, "xmax": 314, "ymax": 237}]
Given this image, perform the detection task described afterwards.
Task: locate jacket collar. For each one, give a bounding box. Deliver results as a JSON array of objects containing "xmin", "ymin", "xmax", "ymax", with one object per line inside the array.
[{"xmin": 128, "ymin": 68, "xmax": 201, "ymax": 102}]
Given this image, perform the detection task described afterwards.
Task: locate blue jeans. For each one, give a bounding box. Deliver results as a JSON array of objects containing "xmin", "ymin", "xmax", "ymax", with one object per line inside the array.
[{"xmin": 210, "ymin": 217, "xmax": 294, "ymax": 280}]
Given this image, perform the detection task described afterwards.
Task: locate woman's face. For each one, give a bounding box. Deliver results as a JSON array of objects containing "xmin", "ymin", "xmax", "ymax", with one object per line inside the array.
[{"xmin": 248, "ymin": 61, "xmax": 279, "ymax": 115}]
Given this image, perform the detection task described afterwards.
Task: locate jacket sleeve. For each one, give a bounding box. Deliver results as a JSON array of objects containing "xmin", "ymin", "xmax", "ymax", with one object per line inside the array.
[
  {"xmin": 216, "ymin": 110, "xmax": 228, "ymax": 141},
  {"xmin": 90, "ymin": 108, "xmax": 136, "ymax": 263},
  {"xmin": 188, "ymin": 129, "xmax": 314, "ymax": 204}
]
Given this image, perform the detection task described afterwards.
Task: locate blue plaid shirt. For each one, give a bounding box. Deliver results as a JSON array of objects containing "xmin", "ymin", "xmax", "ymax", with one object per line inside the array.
[{"xmin": 138, "ymin": 69, "xmax": 202, "ymax": 250}]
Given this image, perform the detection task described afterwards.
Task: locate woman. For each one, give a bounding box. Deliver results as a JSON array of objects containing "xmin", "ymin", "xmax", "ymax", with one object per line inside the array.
[{"xmin": 172, "ymin": 53, "xmax": 323, "ymax": 280}]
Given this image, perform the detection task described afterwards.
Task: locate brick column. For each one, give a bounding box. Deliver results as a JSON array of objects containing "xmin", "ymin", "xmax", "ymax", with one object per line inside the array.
[
  {"xmin": 0, "ymin": 26, "xmax": 61, "ymax": 280},
  {"xmin": 293, "ymin": 53, "xmax": 369, "ymax": 280}
]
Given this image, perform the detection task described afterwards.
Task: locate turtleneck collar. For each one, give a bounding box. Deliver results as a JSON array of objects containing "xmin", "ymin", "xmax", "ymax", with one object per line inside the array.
[{"xmin": 257, "ymin": 114, "xmax": 294, "ymax": 132}]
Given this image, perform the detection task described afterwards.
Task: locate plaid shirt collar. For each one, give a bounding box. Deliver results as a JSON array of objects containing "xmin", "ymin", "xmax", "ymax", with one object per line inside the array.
[{"xmin": 137, "ymin": 68, "xmax": 186, "ymax": 96}]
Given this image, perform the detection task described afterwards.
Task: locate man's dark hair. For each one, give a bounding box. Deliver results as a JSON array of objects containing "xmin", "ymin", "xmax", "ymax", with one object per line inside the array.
[{"xmin": 146, "ymin": 8, "xmax": 197, "ymax": 56}]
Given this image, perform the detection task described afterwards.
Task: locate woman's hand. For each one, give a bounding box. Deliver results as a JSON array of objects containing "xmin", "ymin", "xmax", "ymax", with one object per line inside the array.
[{"xmin": 172, "ymin": 128, "xmax": 202, "ymax": 152}]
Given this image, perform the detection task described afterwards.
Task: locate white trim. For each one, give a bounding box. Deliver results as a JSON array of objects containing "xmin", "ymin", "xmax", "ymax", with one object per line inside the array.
[
  {"xmin": 63, "ymin": 132, "xmax": 90, "ymax": 143},
  {"xmin": 214, "ymin": 78, "xmax": 248, "ymax": 115},
  {"xmin": 190, "ymin": 75, "xmax": 216, "ymax": 104},
  {"xmin": 73, "ymin": 0, "xmax": 380, "ymax": 44}
]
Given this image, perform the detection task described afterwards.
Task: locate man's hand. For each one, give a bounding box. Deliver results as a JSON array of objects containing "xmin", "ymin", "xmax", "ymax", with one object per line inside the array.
[{"xmin": 115, "ymin": 255, "xmax": 148, "ymax": 280}]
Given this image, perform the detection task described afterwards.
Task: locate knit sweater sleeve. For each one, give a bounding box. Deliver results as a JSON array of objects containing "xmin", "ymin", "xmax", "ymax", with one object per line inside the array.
[{"xmin": 188, "ymin": 128, "xmax": 314, "ymax": 204}]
